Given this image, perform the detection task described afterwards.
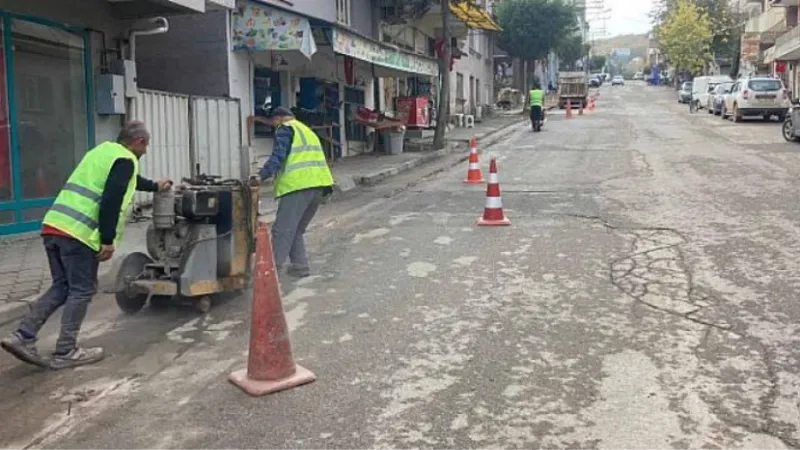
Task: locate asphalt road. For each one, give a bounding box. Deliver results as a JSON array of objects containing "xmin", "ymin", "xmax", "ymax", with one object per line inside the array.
[{"xmin": 3, "ymin": 82, "xmax": 800, "ymax": 449}]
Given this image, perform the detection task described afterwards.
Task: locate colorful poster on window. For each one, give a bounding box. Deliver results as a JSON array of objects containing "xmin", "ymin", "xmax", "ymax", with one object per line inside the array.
[{"xmin": 231, "ymin": 1, "xmax": 317, "ymax": 58}]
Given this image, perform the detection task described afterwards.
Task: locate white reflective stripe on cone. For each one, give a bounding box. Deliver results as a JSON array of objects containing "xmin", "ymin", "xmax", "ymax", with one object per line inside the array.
[
  {"xmin": 468, "ymin": 163, "xmax": 480, "ymax": 170},
  {"xmin": 485, "ymin": 196, "xmax": 503, "ymax": 208},
  {"xmin": 488, "ymin": 173, "xmax": 499, "ymax": 183}
]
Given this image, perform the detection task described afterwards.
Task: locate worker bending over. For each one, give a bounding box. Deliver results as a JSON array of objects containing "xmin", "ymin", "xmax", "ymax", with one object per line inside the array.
[{"xmin": 259, "ymin": 107, "xmax": 335, "ymax": 278}]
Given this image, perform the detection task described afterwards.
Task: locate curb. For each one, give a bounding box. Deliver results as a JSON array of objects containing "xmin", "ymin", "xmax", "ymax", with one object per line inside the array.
[{"xmin": 356, "ymin": 118, "xmax": 523, "ymax": 187}]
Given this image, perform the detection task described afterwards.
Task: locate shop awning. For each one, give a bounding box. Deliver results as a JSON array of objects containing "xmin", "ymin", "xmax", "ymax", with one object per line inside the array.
[
  {"xmin": 449, "ymin": 1, "xmax": 502, "ymax": 32},
  {"xmin": 331, "ymin": 29, "xmax": 438, "ymax": 78},
  {"xmin": 231, "ymin": 1, "xmax": 317, "ymax": 58}
]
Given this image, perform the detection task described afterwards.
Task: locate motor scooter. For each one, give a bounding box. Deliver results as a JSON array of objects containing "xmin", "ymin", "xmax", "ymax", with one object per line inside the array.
[
  {"xmin": 782, "ymin": 101, "xmax": 800, "ymax": 142},
  {"xmin": 530, "ymin": 108, "xmax": 545, "ymax": 132}
]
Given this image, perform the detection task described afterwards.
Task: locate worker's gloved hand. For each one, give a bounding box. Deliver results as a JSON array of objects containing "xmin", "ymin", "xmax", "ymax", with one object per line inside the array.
[
  {"xmin": 96, "ymin": 244, "xmax": 115, "ymax": 262},
  {"xmin": 157, "ymin": 179, "xmax": 173, "ymax": 192}
]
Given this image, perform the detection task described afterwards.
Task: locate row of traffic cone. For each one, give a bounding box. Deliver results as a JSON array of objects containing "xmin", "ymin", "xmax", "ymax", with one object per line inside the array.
[
  {"xmin": 565, "ymin": 94, "xmax": 598, "ymax": 119},
  {"xmin": 464, "ymin": 137, "xmax": 510, "ymax": 227}
]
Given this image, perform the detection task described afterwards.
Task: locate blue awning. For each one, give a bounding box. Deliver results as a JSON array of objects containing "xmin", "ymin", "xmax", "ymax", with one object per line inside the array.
[{"xmin": 231, "ymin": 1, "xmax": 317, "ymax": 58}]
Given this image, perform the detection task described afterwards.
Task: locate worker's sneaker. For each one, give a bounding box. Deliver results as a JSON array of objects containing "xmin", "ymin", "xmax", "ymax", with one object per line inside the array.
[
  {"xmin": 49, "ymin": 346, "xmax": 105, "ymax": 370},
  {"xmin": 0, "ymin": 332, "xmax": 48, "ymax": 368},
  {"xmin": 287, "ymin": 265, "xmax": 311, "ymax": 278}
]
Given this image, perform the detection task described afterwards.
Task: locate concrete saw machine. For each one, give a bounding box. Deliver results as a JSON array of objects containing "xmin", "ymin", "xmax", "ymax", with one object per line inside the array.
[{"xmin": 112, "ymin": 175, "xmax": 260, "ymax": 314}]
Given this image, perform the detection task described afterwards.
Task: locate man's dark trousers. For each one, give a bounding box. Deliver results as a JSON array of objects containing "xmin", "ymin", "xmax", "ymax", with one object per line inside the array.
[{"xmin": 18, "ymin": 235, "xmax": 99, "ymax": 355}]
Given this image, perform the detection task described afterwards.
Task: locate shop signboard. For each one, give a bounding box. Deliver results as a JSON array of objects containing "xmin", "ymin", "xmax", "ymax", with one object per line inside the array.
[
  {"xmin": 232, "ymin": 1, "xmax": 317, "ymax": 58},
  {"xmin": 331, "ymin": 29, "xmax": 438, "ymax": 77}
]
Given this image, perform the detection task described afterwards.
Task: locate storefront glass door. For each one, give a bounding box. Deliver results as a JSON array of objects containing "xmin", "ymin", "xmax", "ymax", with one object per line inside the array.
[{"xmin": 0, "ymin": 12, "xmax": 92, "ymax": 235}]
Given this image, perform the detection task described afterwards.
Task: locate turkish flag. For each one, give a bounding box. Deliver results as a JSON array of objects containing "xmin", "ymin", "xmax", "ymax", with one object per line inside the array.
[
  {"xmin": 344, "ymin": 55, "xmax": 355, "ymax": 85},
  {"xmin": 776, "ymin": 61, "xmax": 787, "ymax": 73}
]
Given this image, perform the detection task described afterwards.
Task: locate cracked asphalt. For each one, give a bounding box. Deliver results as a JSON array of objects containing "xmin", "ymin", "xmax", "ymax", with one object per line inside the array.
[{"xmin": 3, "ymin": 82, "xmax": 800, "ymax": 449}]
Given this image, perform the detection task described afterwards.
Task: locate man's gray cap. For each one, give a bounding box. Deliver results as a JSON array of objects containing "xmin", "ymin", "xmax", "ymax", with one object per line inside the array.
[{"xmin": 266, "ymin": 106, "xmax": 294, "ymax": 118}]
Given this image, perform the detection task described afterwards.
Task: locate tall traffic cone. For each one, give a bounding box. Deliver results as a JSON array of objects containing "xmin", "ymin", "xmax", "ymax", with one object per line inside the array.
[
  {"xmin": 464, "ymin": 137, "xmax": 484, "ymax": 184},
  {"xmin": 478, "ymin": 158, "xmax": 510, "ymax": 226},
  {"xmin": 566, "ymin": 100, "xmax": 573, "ymax": 119},
  {"xmin": 229, "ymin": 222, "xmax": 316, "ymax": 396}
]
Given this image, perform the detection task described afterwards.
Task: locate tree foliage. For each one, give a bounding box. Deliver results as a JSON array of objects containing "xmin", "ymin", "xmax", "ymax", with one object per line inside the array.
[
  {"xmin": 651, "ymin": 0, "xmax": 741, "ymax": 59},
  {"xmin": 556, "ymin": 34, "xmax": 584, "ymax": 69},
  {"xmin": 657, "ymin": 0, "xmax": 713, "ymax": 74},
  {"xmin": 589, "ymin": 55, "xmax": 606, "ymax": 71},
  {"xmin": 496, "ymin": 0, "xmax": 578, "ymax": 62}
]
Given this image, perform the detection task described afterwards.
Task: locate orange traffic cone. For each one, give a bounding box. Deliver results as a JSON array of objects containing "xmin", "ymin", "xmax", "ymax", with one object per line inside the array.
[
  {"xmin": 229, "ymin": 222, "xmax": 316, "ymax": 396},
  {"xmin": 478, "ymin": 158, "xmax": 510, "ymax": 226},
  {"xmin": 464, "ymin": 137, "xmax": 484, "ymax": 184},
  {"xmin": 566, "ymin": 100, "xmax": 573, "ymax": 119}
]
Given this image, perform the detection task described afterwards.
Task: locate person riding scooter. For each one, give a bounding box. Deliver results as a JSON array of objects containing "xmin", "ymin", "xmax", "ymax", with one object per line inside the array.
[{"xmin": 529, "ymin": 82, "xmax": 545, "ymax": 132}]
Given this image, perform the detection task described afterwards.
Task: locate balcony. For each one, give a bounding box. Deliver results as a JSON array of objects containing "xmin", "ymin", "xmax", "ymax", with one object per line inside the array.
[
  {"xmin": 744, "ymin": 6, "xmax": 789, "ymax": 45},
  {"xmin": 107, "ymin": 0, "xmax": 232, "ymax": 19},
  {"xmin": 768, "ymin": 24, "xmax": 800, "ymax": 61}
]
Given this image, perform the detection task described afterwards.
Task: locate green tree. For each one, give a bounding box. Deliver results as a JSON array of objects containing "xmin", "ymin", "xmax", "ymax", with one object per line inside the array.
[
  {"xmin": 556, "ymin": 34, "xmax": 584, "ymax": 70},
  {"xmin": 496, "ymin": 0, "xmax": 578, "ymax": 62},
  {"xmin": 589, "ymin": 55, "xmax": 606, "ymax": 71},
  {"xmin": 651, "ymin": 0, "xmax": 741, "ymax": 60},
  {"xmin": 657, "ymin": 0, "xmax": 713, "ymax": 75}
]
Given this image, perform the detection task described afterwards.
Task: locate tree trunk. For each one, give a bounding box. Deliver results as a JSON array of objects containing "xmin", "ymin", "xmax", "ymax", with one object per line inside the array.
[{"xmin": 433, "ymin": 0, "xmax": 451, "ymax": 150}]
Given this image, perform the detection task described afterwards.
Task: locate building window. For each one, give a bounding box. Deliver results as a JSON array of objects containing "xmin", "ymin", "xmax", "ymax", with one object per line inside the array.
[
  {"xmin": 456, "ymin": 73, "xmax": 464, "ymax": 100},
  {"xmin": 336, "ymin": 0, "xmax": 351, "ymax": 26},
  {"xmin": 253, "ymin": 67, "xmax": 281, "ymax": 138}
]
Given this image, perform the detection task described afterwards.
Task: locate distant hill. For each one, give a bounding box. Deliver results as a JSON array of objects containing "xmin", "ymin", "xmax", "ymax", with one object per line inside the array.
[{"xmin": 591, "ymin": 34, "xmax": 649, "ymax": 59}]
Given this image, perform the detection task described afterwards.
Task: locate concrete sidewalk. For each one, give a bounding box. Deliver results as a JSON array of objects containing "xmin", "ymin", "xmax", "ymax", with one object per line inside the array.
[{"xmin": 0, "ymin": 112, "xmax": 522, "ymax": 327}]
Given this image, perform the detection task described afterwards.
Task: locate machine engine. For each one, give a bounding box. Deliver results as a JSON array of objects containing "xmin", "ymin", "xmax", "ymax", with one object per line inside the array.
[{"xmin": 114, "ymin": 175, "xmax": 259, "ymax": 314}]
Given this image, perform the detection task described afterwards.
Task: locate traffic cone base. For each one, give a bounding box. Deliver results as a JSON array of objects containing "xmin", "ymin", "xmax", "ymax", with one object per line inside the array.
[
  {"xmin": 229, "ymin": 364, "xmax": 316, "ymax": 396},
  {"xmin": 477, "ymin": 216, "xmax": 511, "ymax": 226}
]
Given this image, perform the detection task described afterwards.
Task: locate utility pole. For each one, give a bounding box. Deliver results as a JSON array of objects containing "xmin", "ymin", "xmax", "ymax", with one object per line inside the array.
[{"xmin": 433, "ymin": 0, "xmax": 451, "ymax": 150}]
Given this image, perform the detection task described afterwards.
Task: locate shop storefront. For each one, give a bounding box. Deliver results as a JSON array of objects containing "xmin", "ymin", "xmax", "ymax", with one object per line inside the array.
[
  {"xmin": 232, "ymin": 1, "xmax": 437, "ymax": 166},
  {"xmin": 0, "ymin": 11, "xmax": 93, "ymax": 235}
]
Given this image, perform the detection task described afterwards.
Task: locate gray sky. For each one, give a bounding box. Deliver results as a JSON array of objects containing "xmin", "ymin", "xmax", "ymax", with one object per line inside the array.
[{"xmin": 589, "ymin": 0, "xmax": 655, "ymax": 37}]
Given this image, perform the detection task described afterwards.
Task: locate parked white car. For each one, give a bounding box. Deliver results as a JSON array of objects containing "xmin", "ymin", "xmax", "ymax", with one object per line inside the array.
[
  {"xmin": 721, "ymin": 77, "xmax": 790, "ymax": 122},
  {"xmin": 692, "ymin": 75, "xmax": 733, "ymax": 111}
]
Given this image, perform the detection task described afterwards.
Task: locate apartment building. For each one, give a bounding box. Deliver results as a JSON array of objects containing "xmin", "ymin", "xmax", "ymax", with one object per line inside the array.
[{"xmin": 747, "ymin": 0, "xmax": 800, "ymax": 97}]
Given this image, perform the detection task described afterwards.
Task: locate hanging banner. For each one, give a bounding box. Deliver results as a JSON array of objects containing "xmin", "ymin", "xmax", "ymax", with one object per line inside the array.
[
  {"xmin": 331, "ymin": 29, "xmax": 438, "ymax": 77},
  {"xmin": 231, "ymin": 1, "xmax": 317, "ymax": 58}
]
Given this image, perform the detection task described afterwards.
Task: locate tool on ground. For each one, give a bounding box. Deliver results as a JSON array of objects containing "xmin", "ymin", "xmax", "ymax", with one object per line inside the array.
[
  {"xmin": 110, "ymin": 174, "xmax": 260, "ymax": 314},
  {"xmin": 566, "ymin": 100, "xmax": 573, "ymax": 119},
  {"xmin": 229, "ymin": 221, "xmax": 316, "ymax": 396},
  {"xmin": 464, "ymin": 137, "xmax": 484, "ymax": 184},
  {"xmin": 478, "ymin": 158, "xmax": 510, "ymax": 226}
]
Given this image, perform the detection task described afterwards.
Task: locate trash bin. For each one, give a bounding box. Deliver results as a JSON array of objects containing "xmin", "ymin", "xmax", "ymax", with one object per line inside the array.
[{"xmin": 381, "ymin": 126, "xmax": 406, "ymax": 155}]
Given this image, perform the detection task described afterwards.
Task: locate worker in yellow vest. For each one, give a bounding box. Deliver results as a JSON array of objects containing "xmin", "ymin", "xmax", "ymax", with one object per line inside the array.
[
  {"xmin": 1, "ymin": 121, "xmax": 171, "ymax": 370},
  {"xmin": 529, "ymin": 81, "xmax": 546, "ymax": 131},
  {"xmin": 259, "ymin": 107, "xmax": 334, "ymax": 278}
]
